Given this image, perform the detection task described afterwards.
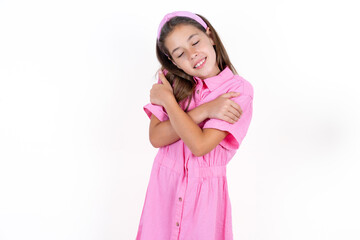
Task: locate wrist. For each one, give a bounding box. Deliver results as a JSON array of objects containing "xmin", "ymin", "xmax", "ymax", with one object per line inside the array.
[
  {"xmin": 163, "ymin": 95, "xmax": 177, "ymax": 109},
  {"xmin": 201, "ymin": 101, "xmax": 210, "ymax": 119}
]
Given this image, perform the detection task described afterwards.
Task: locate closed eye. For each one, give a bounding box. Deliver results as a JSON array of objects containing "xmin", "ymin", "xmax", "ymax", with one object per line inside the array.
[{"xmin": 177, "ymin": 41, "xmax": 200, "ymax": 58}]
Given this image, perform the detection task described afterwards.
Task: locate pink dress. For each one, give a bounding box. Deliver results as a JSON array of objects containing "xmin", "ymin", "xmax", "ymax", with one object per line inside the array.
[{"xmin": 136, "ymin": 66, "xmax": 254, "ymax": 240}]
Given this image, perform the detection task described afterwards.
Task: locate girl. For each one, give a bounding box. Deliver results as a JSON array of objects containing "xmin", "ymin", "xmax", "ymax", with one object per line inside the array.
[{"xmin": 136, "ymin": 11, "xmax": 254, "ymax": 240}]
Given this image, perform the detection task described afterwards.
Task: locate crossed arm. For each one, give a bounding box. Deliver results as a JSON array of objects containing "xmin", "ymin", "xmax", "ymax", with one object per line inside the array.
[{"xmin": 149, "ymin": 99, "xmax": 229, "ymax": 157}]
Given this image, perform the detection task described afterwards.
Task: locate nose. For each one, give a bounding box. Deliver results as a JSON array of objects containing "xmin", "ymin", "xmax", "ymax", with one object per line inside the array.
[{"xmin": 189, "ymin": 49, "xmax": 198, "ymax": 59}]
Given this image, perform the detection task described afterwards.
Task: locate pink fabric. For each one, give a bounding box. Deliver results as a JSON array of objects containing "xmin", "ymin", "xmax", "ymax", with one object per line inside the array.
[
  {"xmin": 157, "ymin": 11, "xmax": 208, "ymax": 40},
  {"xmin": 137, "ymin": 66, "xmax": 254, "ymax": 240}
]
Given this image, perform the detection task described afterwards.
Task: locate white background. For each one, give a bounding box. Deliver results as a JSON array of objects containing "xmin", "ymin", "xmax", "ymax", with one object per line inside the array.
[{"xmin": 0, "ymin": 0, "xmax": 359, "ymax": 239}]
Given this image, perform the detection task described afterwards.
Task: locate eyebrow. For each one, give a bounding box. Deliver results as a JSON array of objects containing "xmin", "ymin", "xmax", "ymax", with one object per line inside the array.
[{"xmin": 171, "ymin": 33, "xmax": 199, "ymax": 55}]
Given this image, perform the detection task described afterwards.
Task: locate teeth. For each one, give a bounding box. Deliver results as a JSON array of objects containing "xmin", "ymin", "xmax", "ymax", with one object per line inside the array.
[{"xmin": 195, "ymin": 58, "xmax": 205, "ymax": 68}]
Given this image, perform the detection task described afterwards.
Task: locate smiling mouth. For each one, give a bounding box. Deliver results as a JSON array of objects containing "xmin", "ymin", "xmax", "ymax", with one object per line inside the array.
[{"xmin": 194, "ymin": 57, "xmax": 206, "ymax": 69}]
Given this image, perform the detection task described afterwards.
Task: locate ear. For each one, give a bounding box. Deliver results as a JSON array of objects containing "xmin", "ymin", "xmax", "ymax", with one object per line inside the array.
[{"xmin": 205, "ymin": 27, "xmax": 215, "ymax": 45}]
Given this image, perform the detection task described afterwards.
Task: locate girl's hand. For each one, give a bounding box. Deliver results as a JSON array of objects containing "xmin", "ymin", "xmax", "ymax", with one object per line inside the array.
[
  {"xmin": 205, "ymin": 92, "xmax": 243, "ymax": 123},
  {"xmin": 149, "ymin": 69, "xmax": 175, "ymax": 106}
]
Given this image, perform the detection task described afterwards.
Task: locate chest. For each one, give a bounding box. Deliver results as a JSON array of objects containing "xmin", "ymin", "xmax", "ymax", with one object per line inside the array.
[{"xmin": 188, "ymin": 80, "xmax": 220, "ymax": 111}]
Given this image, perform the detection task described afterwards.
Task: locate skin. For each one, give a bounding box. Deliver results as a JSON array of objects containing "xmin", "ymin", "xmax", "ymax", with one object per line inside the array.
[
  {"xmin": 148, "ymin": 24, "xmax": 243, "ymax": 156},
  {"xmin": 165, "ymin": 24, "xmax": 220, "ymax": 80}
]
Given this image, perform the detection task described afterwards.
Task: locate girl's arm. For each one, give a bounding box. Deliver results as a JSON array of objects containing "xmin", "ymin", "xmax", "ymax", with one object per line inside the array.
[
  {"xmin": 163, "ymin": 96, "xmax": 228, "ymax": 157},
  {"xmin": 149, "ymin": 102, "xmax": 209, "ymax": 148},
  {"xmin": 149, "ymin": 91, "xmax": 243, "ymax": 148},
  {"xmin": 150, "ymin": 71, "xmax": 246, "ymax": 156}
]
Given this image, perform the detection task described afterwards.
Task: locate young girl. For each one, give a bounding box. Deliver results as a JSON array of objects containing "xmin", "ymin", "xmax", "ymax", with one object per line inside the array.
[{"xmin": 136, "ymin": 11, "xmax": 254, "ymax": 240}]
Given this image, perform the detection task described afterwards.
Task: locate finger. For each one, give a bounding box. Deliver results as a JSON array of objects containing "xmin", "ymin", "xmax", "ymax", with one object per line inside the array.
[
  {"xmin": 225, "ymin": 109, "xmax": 240, "ymax": 122},
  {"xmin": 222, "ymin": 92, "xmax": 241, "ymax": 98},
  {"xmin": 226, "ymin": 107, "xmax": 244, "ymax": 123},
  {"xmin": 158, "ymin": 70, "xmax": 170, "ymax": 85},
  {"xmin": 229, "ymin": 101, "xmax": 243, "ymax": 118},
  {"xmin": 222, "ymin": 113, "xmax": 237, "ymax": 124}
]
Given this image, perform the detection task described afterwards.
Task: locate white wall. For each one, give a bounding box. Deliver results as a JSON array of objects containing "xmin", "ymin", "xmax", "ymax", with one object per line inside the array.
[{"xmin": 0, "ymin": 0, "xmax": 359, "ymax": 239}]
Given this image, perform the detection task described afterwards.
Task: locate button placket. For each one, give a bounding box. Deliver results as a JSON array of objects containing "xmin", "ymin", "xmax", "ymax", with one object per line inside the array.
[
  {"xmin": 171, "ymin": 166, "xmax": 189, "ymax": 240},
  {"xmin": 195, "ymin": 77, "xmax": 202, "ymax": 97}
]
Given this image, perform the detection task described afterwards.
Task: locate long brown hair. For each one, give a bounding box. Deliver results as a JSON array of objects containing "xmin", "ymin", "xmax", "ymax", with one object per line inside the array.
[{"xmin": 156, "ymin": 13, "xmax": 238, "ymax": 112}]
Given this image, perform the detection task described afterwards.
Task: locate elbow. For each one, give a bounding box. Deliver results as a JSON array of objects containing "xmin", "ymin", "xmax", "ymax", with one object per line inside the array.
[
  {"xmin": 193, "ymin": 151, "xmax": 202, "ymax": 157},
  {"xmin": 191, "ymin": 135, "xmax": 208, "ymax": 157},
  {"xmin": 150, "ymin": 141, "xmax": 160, "ymax": 149},
  {"xmin": 192, "ymin": 140, "xmax": 216, "ymax": 157},
  {"xmin": 149, "ymin": 124, "xmax": 161, "ymax": 148},
  {"xmin": 149, "ymin": 136, "xmax": 160, "ymax": 148},
  {"xmin": 193, "ymin": 150, "xmax": 207, "ymax": 157},
  {"xmin": 192, "ymin": 144, "xmax": 205, "ymax": 157},
  {"xmin": 150, "ymin": 141, "xmax": 158, "ymax": 149}
]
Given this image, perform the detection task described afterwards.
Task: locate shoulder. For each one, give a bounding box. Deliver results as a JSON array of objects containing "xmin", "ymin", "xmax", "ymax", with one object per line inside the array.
[{"xmin": 226, "ymin": 75, "xmax": 254, "ymax": 99}]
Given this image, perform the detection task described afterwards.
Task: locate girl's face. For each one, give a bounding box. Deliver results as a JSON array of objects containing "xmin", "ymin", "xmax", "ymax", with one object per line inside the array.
[{"xmin": 164, "ymin": 24, "xmax": 220, "ymax": 80}]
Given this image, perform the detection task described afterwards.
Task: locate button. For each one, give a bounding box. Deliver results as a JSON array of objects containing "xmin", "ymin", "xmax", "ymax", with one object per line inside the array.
[
  {"xmin": 178, "ymin": 197, "xmax": 182, "ymax": 202},
  {"xmin": 176, "ymin": 222, "xmax": 180, "ymax": 227},
  {"xmin": 196, "ymin": 89, "xmax": 200, "ymax": 94}
]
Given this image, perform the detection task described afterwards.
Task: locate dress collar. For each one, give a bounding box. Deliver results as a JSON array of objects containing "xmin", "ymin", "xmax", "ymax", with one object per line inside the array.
[{"xmin": 193, "ymin": 66, "xmax": 234, "ymax": 91}]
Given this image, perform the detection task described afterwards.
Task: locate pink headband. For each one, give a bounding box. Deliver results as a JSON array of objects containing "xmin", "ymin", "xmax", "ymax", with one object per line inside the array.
[{"xmin": 157, "ymin": 11, "xmax": 208, "ymax": 41}]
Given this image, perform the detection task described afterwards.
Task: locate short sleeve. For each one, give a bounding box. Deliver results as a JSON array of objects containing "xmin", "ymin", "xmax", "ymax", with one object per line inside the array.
[
  {"xmin": 143, "ymin": 74, "xmax": 169, "ymax": 122},
  {"xmin": 202, "ymin": 95, "xmax": 253, "ymax": 150},
  {"xmin": 143, "ymin": 103, "xmax": 169, "ymax": 121}
]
